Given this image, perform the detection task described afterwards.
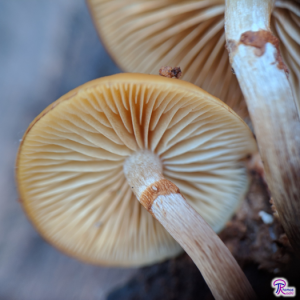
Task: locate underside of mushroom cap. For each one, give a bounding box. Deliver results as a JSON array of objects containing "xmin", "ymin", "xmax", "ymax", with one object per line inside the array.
[
  {"xmin": 87, "ymin": 0, "xmax": 300, "ymax": 116},
  {"xmin": 17, "ymin": 73, "xmax": 257, "ymax": 267}
]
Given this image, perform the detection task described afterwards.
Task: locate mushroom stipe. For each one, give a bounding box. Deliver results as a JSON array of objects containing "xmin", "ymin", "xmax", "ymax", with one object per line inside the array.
[
  {"xmin": 225, "ymin": 0, "xmax": 300, "ymax": 256},
  {"xmin": 17, "ymin": 73, "xmax": 257, "ymax": 300}
]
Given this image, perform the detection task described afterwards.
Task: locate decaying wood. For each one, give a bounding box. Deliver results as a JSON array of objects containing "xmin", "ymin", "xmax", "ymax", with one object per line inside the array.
[
  {"xmin": 225, "ymin": 0, "xmax": 300, "ymax": 255},
  {"xmin": 124, "ymin": 150, "xmax": 257, "ymax": 300}
]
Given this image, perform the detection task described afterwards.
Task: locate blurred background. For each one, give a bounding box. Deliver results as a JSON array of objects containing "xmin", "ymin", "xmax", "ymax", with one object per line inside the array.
[
  {"xmin": 1, "ymin": 1, "xmax": 299, "ymax": 300},
  {"xmin": 0, "ymin": 1, "xmax": 138, "ymax": 299}
]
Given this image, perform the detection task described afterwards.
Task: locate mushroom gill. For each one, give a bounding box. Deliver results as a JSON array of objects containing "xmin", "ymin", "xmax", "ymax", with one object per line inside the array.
[{"xmin": 17, "ymin": 74, "xmax": 256, "ymax": 266}]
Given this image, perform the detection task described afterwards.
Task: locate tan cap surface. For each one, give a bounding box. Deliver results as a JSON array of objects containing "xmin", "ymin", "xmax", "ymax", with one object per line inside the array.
[
  {"xmin": 17, "ymin": 73, "xmax": 257, "ymax": 267},
  {"xmin": 87, "ymin": 0, "xmax": 300, "ymax": 115}
]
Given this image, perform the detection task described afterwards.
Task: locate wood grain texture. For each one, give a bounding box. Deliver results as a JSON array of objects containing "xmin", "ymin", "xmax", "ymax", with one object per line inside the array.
[{"xmin": 225, "ymin": 0, "xmax": 300, "ymax": 254}]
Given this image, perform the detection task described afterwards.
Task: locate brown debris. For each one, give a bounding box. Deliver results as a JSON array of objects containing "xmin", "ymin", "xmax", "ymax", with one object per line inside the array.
[
  {"xmin": 270, "ymin": 197, "xmax": 279, "ymax": 219},
  {"xmin": 240, "ymin": 30, "xmax": 289, "ymax": 74},
  {"xmin": 246, "ymin": 152, "xmax": 265, "ymax": 182},
  {"xmin": 219, "ymin": 175, "xmax": 295, "ymax": 273},
  {"xmin": 159, "ymin": 66, "xmax": 182, "ymax": 79}
]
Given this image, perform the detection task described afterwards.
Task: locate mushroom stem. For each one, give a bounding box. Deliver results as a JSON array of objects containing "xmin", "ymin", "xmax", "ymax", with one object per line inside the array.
[
  {"xmin": 225, "ymin": 0, "xmax": 300, "ymax": 254},
  {"xmin": 124, "ymin": 150, "xmax": 256, "ymax": 300}
]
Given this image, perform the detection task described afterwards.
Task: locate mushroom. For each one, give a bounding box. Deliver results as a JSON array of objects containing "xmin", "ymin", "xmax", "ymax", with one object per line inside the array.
[
  {"xmin": 87, "ymin": 0, "xmax": 300, "ymax": 117},
  {"xmin": 17, "ymin": 73, "xmax": 257, "ymax": 299},
  {"xmin": 224, "ymin": 0, "xmax": 300, "ymax": 254},
  {"xmin": 87, "ymin": 0, "xmax": 300, "ymax": 254}
]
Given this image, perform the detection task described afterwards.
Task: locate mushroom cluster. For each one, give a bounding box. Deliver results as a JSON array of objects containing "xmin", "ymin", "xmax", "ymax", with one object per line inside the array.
[
  {"xmin": 87, "ymin": 0, "xmax": 300, "ymax": 116},
  {"xmin": 17, "ymin": 74, "xmax": 257, "ymax": 299}
]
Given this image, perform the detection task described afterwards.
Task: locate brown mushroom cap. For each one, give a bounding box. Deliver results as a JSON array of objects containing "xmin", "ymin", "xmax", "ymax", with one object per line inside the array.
[
  {"xmin": 17, "ymin": 73, "xmax": 257, "ymax": 266},
  {"xmin": 87, "ymin": 0, "xmax": 300, "ymax": 115}
]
